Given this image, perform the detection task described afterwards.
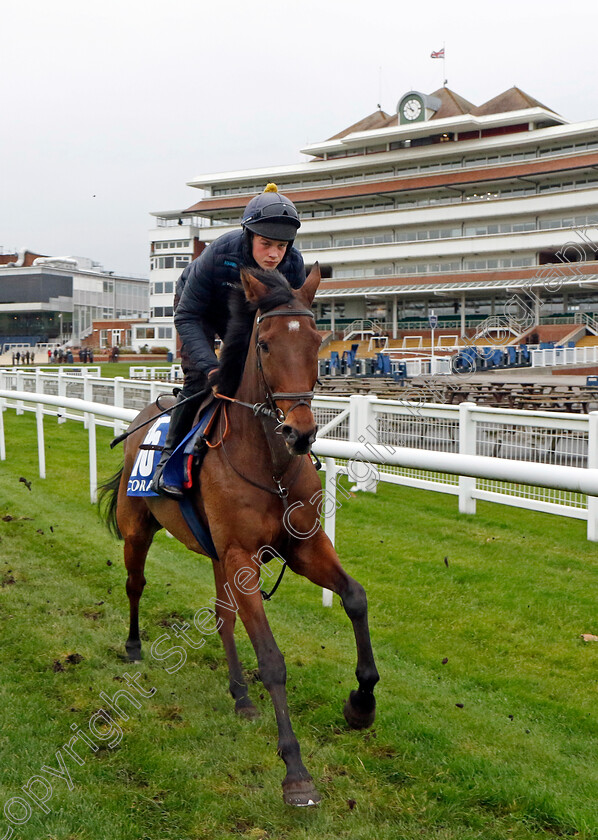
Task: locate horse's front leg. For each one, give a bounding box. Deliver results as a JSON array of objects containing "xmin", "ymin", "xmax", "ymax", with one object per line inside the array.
[
  {"xmin": 211, "ymin": 557, "xmax": 259, "ymax": 720},
  {"xmin": 289, "ymin": 529, "xmax": 379, "ymax": 729},
  {"xmin": 223, "ymin": 547, "xmax": 320, "ymax": 806}
]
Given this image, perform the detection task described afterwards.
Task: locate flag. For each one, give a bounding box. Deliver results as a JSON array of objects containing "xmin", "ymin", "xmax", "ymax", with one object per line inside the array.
[{"xmin": 430, "ymin": 48, "xmax": 445, "ymax": 59}]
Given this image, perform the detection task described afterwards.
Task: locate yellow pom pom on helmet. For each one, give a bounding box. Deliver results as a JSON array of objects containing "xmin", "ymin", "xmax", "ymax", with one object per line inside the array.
[{"xmin": 263, "ymin": 183, "xmax": 279, "ymax": 193}]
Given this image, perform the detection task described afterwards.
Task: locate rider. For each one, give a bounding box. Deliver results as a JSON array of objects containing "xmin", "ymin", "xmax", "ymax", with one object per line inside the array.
[{"xmin": 150, "ymin": 183, "xmax": 306, "ymax": 498}]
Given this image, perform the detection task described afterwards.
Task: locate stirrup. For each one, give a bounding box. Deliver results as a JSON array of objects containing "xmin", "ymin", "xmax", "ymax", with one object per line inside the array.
[{"xmin": 150, "ymin": 462, "xmax": 184, "ymax": 499}]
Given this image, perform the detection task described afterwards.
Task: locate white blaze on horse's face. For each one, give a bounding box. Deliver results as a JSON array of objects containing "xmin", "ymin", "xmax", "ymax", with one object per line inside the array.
[{"xmin": 288, "ymin": 320, "xmax": 300, "ymax": 332}]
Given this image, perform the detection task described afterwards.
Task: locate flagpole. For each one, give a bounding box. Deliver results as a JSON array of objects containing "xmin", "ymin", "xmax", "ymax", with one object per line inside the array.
[{"xmin": 443, "ymin": 41, "xmax": 447, "ymax": 87}]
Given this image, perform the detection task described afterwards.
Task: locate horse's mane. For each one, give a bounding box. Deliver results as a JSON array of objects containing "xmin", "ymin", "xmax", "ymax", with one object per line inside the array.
[{"xmin": 217, "ymin": 268, "xmax": 296, "ymax": 397}]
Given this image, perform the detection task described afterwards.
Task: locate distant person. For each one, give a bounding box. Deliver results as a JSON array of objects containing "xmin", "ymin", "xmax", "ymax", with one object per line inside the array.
[{"xmin": 15, "ymin": 351, "xmax": 20, "ymax": 365}]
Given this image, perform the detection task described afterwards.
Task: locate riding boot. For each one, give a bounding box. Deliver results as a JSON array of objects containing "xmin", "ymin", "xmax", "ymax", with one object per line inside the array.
[{"xmin": 149, "ymin": 393, "xmax": 200, "ymax": 498}]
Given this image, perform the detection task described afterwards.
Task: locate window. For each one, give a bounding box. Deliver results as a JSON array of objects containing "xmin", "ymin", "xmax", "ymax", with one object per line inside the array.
[
  {"xmin": 158, "ymin": 327, "xmax": 172, "ymax": 339},
  {"xmin": 154, "ymin": 282, "xmax": 163, "ymax": 294}
]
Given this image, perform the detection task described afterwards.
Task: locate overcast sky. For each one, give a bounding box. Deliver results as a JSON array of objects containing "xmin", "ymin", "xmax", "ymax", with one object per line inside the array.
[{"xmin": 1, "ymin": 0, "xmax": 597, "ymax": 277}]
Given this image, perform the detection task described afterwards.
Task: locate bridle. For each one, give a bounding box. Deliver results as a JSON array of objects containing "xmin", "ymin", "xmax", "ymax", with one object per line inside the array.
[
  {"xmin": 213, "ymin": 302, "xmax": 318, "ymax": 503},
  {"xmin": 216, "ymin": 304, "xmax": 317, "ymax": 424},
  {"xmin": 212, "ymin": 302, "xmax": 320, "ymax": 597},
  {"xmin": 255, "ymin": 305, "xmax": 317, "ymax": 423}
]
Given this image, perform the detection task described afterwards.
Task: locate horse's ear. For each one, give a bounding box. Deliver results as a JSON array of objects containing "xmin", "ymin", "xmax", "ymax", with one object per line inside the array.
[
  {"xmin": 240, "ymin": 269, "xmax": 270, "ymax": 304},
  {"xmin": 297, "ymin": 262, "xmax": 321, "ymax": 308}
]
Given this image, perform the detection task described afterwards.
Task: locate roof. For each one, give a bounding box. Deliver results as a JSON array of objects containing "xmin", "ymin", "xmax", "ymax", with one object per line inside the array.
[
  {"xmin": 428, "ymin": 87, "xmax": 477, "ymax": 120},
  {"xmin": 326, "ymin": 109, "xmax": 394, "ymax": 141},
  {"xmin": 0, "ymin": 250, "xmax": 47, "ymax": 267},
  {"xmin": 327, "ymin": 86, "xmax": 558, "ymax": 138},
  {"xmin": 315, "ymin": 274, "xmax": 598, "ymax": 298},
  {"xmin": 474, "ymin": 86, "xmax": 557, "ymax": 117}
]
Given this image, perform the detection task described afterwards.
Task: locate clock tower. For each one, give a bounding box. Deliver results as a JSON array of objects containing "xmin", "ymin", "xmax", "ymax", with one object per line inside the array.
[{"xmin": 398, "ymin": 91, "xmax": 442, "ymax": 124}]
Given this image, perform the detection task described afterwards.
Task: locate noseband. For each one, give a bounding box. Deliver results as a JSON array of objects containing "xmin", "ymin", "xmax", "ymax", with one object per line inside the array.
[{"xmin": 255, "ymin": 306, "xmax": 316, "ymax": 422}]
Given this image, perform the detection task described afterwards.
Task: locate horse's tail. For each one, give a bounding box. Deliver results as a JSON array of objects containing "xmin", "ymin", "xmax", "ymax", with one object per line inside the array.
[{"xmin": 98, "ymin": 465, "xmax": 124, "ymax": 540}]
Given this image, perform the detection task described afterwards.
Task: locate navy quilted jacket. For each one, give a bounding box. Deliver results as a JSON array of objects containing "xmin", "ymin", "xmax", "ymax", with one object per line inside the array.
[{"xmin": 174, "ymin": 229, "xmax": 305, "ymax": 374}]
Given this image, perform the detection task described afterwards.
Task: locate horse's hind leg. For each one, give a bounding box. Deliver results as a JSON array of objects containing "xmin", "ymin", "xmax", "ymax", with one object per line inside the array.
[
  {"xmin": 123, "ymin": 534, "xmax": 153, "ymax": 661},
  {"xmin": 118, "ymin": 499, "xmax": 158, "ymax": 662},
  {"xmin": 289, "ymin": 530, "xmax": 379, "ymax": 729},
  {"xmin": 212, "ymin": 559, "xmax": 259, "ymax": 719}
]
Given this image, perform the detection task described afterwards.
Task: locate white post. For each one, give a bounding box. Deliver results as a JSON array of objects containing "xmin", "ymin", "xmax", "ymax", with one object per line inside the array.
[
  {"xmin": 88, "ymin": 413, "xmax": 97, "ymax": 503},
  {"xmin": 36, "ymin": 403, "xmax": 46, "ymax": 479},
  {"xmin": 83, "ymin": 375, "xmax": 93, "ymax": 429},
  {"xmin": 322, "ymin": 456, "xmax": 337, "ymax": 607},
  {"xmin": 0, "ymin": 397, "xmax": 5, "ymax": 461},
  {"xmin": 151, "ymin": 381, "xmax": 164, "ymax": 404},
  {"xmin": 392, "ymin": 295, "xmax": 398, "ymax": 340},
  {"xmin": 587, "ymin": 411, "xmax": 598, "ymax": 541},
  {"xmin": 16, "ymin": 369, "xmax": 24, "ymax": 415},
  {"xmin": 57, "ymin": 369, "xmax": 67, "ymax": 424},
  {"xmin": 458, "ymin": 401, "xmax": 477, "ymax": 514},
  {"xmin": 349, "ymin": 394, "xmax": 378, "ymax": 493},
  {"xmin": 113, "ymin": 377, "xmax": 126, "ymax": 435}
]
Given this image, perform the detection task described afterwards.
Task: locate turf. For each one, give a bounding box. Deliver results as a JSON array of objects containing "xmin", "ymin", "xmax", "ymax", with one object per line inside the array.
[{"xmin": 0, "ymin": 408, "xmax": 597, "ymax": 839}]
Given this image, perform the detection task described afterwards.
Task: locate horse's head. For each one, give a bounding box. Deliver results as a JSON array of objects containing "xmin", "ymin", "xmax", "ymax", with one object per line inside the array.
[{"xmin": 241, "ymin": 264, "xmax": 322, "ymax": 455}]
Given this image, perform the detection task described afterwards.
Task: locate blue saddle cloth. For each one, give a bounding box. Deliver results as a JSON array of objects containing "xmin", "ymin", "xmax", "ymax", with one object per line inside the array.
[{"xmin": 127, "ymin": 402, "xmax": 219, "ymax": 559}]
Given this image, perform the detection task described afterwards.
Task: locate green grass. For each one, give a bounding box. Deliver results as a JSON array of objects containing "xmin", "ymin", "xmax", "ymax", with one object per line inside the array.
[{"xmin": 1, "ymin": 409, "xmax": 598, "ymax": 839}]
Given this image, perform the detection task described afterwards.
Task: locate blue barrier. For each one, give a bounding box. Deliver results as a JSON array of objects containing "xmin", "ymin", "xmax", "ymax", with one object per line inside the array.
[{"xmin": 375, "ymin": 353, "xmax": 392, "ymax": 375}]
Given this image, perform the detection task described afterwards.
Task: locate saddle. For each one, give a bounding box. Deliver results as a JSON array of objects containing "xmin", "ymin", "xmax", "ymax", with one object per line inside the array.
[
  {"xmin": 161, "ymin": 395, "xmax": 221, "ymax": 494},
  {"xmin": 127, "ymin": 395, "xmax": 222, "ymax": 560}
]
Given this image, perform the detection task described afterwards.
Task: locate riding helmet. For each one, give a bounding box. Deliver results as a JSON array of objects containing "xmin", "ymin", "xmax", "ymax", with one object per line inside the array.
[{"xmin": 242, "ymin": 184, "xmax": 301, "ymax": 242}]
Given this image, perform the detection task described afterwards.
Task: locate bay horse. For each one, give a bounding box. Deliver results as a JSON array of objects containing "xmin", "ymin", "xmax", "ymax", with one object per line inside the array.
[{"xmin": 99, "ymin": 265, "xmax": 379, "ymax": 807}]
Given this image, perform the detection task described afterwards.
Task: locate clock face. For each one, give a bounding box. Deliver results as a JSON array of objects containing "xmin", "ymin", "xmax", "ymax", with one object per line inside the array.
[{"xmin": 402, "ymin": 97, "xmax": 422, "ymax": 120}]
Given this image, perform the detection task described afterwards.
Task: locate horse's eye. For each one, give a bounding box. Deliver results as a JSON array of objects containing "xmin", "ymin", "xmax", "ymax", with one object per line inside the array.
[{"xmin": 258, "ymin": 341, "xmax": 269, "ymax": 353}]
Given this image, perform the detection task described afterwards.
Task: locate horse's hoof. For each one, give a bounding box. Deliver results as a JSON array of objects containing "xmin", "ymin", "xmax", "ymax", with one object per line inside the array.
[
  {"xmin": 235, "ymin": 698, "xmax": 260, "ymax": 720},
  {"xmin": 125, "ymin": 645, "xmax": 142, "ymax": 663},
  {"xmin": 343, "ymin": 690, "xmax": 376, "ymax": 730},
  {"xmin": 282, "ymin": 778, "xmax": 321, "ymax": 807}
]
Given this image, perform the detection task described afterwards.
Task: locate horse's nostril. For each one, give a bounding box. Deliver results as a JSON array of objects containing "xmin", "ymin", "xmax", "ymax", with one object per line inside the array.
[{"xmin": 282, "ymin": 425, "xmax": 297, "ymax": 441}]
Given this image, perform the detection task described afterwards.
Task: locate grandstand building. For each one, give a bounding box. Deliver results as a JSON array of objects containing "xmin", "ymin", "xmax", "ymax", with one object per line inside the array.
[
  {"xmin": 149, "ymin": 85, "xmax": 598, "ymax": 348},
  {"xmin": 0, "ymin": 249, "xmax": 149, "ymax": 351}
]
